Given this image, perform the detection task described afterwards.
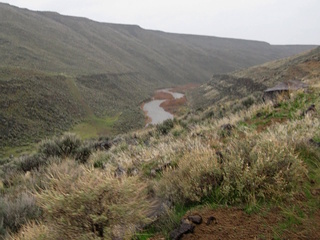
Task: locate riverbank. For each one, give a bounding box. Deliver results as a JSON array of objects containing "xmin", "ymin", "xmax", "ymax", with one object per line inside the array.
[{"xmin": 142, "ymin": 84, "xmax": 199, "ymax": 125}]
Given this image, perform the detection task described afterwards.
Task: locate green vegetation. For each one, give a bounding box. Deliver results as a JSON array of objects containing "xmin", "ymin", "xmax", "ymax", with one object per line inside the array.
[
  {"xmin": 0, "ymin": 4, "xmax": 319, "ymax": 239},
  {"xmin": 1, "ymin": 84, "xmax": 318, "ymax": 239},
  {"xmin": 0, "ymin": 2, "xmax": 316, "ymax": 159},
  {"xmin": 71, "ymin": 115, "xmax": 119, "ymax": 139}
]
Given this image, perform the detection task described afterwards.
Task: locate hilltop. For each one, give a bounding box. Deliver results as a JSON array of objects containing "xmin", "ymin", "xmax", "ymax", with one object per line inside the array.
[{"xmin": 0, "ymin": 43, "xmax": 319, "ymax": 239}]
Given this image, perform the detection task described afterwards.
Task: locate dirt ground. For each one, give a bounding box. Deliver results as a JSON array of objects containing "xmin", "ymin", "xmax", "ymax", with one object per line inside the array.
[
  {"xmin": 181, "ymin": 207, "xmax": 280, "ymax": 240},
  {"xmin": 178, "ymin": 206, "xmax": 320, "ymax": 240}
]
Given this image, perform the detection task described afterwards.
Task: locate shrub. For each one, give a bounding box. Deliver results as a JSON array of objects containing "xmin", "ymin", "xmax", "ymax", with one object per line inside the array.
[
  {"xmin": 57, "ymin": 133, "xmax": 81, "ymax": 157},
  {"xmin": 219, "ymin": 135, "xmax": 307, "ymax": 204},
  {"xmin": 38, "ymin": 139, "xmax": 61, "ymax": 158},
  {"xmin": 156, "ymin": 148, "xmax": 223, "ymax": 204},
  {"xmin": 38, "ymin": 133, "xmax": 81, "ymax": 158},
  {"xmin": 241, "ymin": 97, "xmax": 254, "ymax": 108},
  {"xmin": 75, "ymin": 145, "xmax": 92, "ymax": 164},
  {"xmin": 89, "ymin": 151, "xmax": 112, "ymax": 169},
  {"xmin": 0, "ymin": 192, "xmax": 41, "ymax": 236},
  {"xmin": 36, "ymin": 166, "xmax": 152, "ymax": 239},
  {"xmin": 19, "ymin": 154, "xmax": 47, "ymax": 172},
  {"xmin": 156, "ymin": 130, "xmax": 307, "ymax": 206},
  {"xmin": 156, "ymin": 119, "xmax": 174, "ymax": 135}
]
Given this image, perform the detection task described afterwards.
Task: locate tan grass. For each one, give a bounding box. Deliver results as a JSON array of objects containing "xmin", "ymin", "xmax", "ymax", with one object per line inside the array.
[{"xmin": 35, "ymin": 162, "xmax": 153, "ymax": 239}]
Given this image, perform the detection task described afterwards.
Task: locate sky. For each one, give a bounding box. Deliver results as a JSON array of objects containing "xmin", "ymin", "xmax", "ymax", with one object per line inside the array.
[{"xmin": 2, "ymin": 0, "xmax": 320, "ymax": 45}]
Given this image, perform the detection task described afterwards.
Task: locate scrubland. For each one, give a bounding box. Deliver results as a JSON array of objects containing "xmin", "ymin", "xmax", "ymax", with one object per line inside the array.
[{"xmin": 0, "ymin": 85, "xmax": 319, "ymax": 239}]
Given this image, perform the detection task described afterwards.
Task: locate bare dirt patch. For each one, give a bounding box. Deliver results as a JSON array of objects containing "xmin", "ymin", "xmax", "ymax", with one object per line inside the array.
[
  {"xmin": 160, "ymin": 96, "xmax": 187, "ymax": 115},
  {"xmin": 154, "ymin": 91, "xmax": 174, "ymax": 100},
  {"xmin": 181, "ymin": 207, "xmax": 281, "ymax": 240}
]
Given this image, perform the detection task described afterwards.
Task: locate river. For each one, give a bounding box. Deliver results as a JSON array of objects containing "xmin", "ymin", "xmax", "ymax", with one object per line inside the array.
[{"xmin": 143, "ymin": 89, "xmax": 184, "ymax": 125}]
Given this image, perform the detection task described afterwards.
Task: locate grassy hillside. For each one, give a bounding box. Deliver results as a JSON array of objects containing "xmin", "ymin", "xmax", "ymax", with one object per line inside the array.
[
  {"xmin": 0, "ymin": 68, "xmax": 153, "ymax": 157},
  {"xmin": 189, "ymin": 47, "xmax": 320, "ymax": 111},
  {"xmin": 0, "ymin": 2, "xmax": 316, "ymax": 83},
  {"xmin": 0, "ymin": 49, "xmax": 319, "ymax": 239},
  {"xmin": 0, "ymin": 3, "xmax": 317, "ymax": 156}
]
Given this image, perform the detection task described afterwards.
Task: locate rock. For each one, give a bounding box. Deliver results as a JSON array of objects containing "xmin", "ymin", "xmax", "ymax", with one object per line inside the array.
[
  {"xmin": 206, "ymin": 216, "xmax": 217, "ymax": 225},
  {"xmin": 188, "ymin": 215, "xmax": 202, "ymax": 224},
  {"xmin": 302, "ymin": 104, "xmax": 316, "ymax": 116},
  {"xmin": 170, "ymin": 221, "xmax": 195, "ymax": 240},
  {"xmin": 114, "ymin": 166, "xmax": 126, "ymax": 177}
]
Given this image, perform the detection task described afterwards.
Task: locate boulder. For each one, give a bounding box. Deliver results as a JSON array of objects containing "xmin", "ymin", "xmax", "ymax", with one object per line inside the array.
[
  {"xmin": 188, "ymin": 214, "xmax": 202, "ymax": 224},
  {"xmin": 170, "ymin": 220, "xmax": 195, "ymax": 240},
  {"xmin": 114, "ymin": 166, "xmax": 126, "ymax": 177}
]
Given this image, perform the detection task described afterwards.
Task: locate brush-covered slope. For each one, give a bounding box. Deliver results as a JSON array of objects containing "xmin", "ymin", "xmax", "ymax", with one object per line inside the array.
[
  {"xmin": 0, "ymin": 3, "xmax": 316, "ymax": 84},
  {"xmin": 0, "ymin": 69, "xmax": 152, "ymax": 154},
  {"xmin": 2, "ymin": 69, "xmax": 320, "ymax": 240},
  {"xmin": 0, "ymin": 2, "xmax": 317, "ymax": 155},
  {"xmin": 190, "ymin": 46, "xmax": 320, "ymax": 110}
]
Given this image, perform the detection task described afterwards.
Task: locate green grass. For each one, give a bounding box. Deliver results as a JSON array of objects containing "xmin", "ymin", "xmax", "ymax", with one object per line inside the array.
[
  {"xmin": 0, "ymin": 145, "xmax": 35, "ymax": 159},
  {"xmin": 71, "ymin": 115, "xmax": 119, "ymax": 139}
]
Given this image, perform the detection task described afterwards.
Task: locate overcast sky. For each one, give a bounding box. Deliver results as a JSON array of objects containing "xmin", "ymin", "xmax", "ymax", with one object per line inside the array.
[{"xmin": 2, "ymin": 0, "xmax": 320, "ymax": 45}]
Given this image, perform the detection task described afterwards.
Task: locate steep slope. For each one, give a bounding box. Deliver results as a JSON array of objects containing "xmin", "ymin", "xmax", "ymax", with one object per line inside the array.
[
  {"xmin": 0, "ymin": 3, "xmax": 316, "ymax": 85},
  {"xmin": 0, "ymin": 3, "xmax": 317, "ymax": 155},
  {"xmin": 0, "ymin": 69, "xmax": 152, "ymax": 154},
  {"xmin": 190, "ymin": 47, "xmax": 320, "ymax": 110}
]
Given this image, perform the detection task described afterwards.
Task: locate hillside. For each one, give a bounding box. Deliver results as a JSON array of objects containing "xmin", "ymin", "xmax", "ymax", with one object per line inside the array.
[
  {"xmin": 0, "ymin": 3, "xmax": 316, "ymax": 83},
  {"xmin": 190, "ymin": 47, "xmax": 320, "ymax": 111},
  {"xmin": 0, "ymin": 49, "xmax": 319, "ymax": 239},
  {"xmin": 0, "ymin": 2, "xmax": 317, "ymax": 156}
]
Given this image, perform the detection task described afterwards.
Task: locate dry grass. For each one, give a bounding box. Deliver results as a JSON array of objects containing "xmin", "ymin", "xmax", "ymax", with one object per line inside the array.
[
  {"xmin": 34, "ymin": 161, "xmax": 153, "ymax": 239},
  {"xmin": 9, "ymin": 222, "xmax": 52, "ymax": 240}
]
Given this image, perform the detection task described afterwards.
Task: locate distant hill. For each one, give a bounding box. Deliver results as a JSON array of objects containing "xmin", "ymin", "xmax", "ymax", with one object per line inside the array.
[
  {"xmin": 0, "ymin": 3, "xmax": 316, "ymax": 84},
  {"xmin": 0, "ymin": 3, "xmax": 317, "ymax": 155},
  {"xmin": 190, "ymin": 47, "xmax": 320, "ymax": 110}
]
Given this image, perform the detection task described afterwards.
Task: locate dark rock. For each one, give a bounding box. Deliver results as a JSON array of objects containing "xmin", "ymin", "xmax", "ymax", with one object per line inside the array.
[
  {"xmin": 206, "ymin": 216, "xmax": 217, "ymax": 225},
  {"xmin": 302, "ymin": 104, "xmax": 316, "ymax": 116},
  {"xmin": 170, "ymin": 221, "xmax": 195, "ymax": 240},
  {"xmin": 188, "ymin": 215, "xmax": 202, "ymax": 224},
  {"xmin": 114, "ymin": 166, "xmax": 126, "ymax": 177}
]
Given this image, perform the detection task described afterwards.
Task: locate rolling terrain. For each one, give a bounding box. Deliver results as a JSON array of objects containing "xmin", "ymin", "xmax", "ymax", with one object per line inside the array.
[
  {"xmin": 0, "ymin": 2, "xmax": 317, "ymax": 156},
  {"xmin": 189, "ymin": 47, "xmax": 320, "ymax": 111},
  {"xmin": 0, "ymin": 48, "xmax": 319, "ymax": 239}
]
